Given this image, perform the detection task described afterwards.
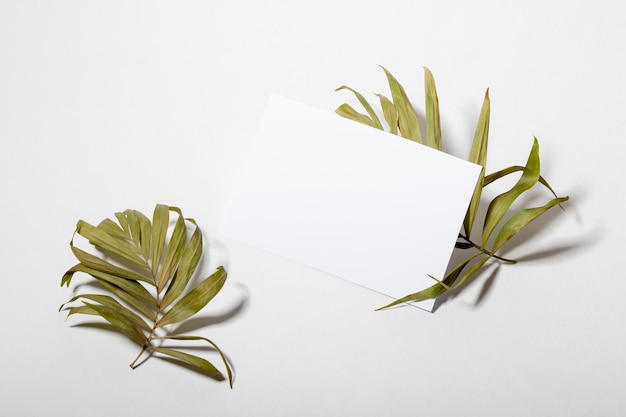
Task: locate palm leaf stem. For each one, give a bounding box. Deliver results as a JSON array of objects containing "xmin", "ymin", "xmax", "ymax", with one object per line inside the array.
[{"xmin": 457, "ymin": 233, "xmax": 517, "ymax": 264}]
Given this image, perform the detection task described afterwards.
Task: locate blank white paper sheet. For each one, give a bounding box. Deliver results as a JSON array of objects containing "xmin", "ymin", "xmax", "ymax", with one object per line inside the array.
[{"xmin": 222, "ymin": 95, "xmax": 481, "ymax": 311}]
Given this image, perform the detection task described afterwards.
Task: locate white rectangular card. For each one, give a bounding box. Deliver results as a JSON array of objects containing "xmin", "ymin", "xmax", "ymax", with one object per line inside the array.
[{"xmin": 222, "ymin": 95, "xmax": 481, "ymax": 311}]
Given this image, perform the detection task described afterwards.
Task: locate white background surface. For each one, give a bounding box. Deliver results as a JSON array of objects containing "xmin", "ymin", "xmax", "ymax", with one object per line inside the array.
[{"xmin": 0, "ymin": 1, "xmax": 623, "ymax": 416}]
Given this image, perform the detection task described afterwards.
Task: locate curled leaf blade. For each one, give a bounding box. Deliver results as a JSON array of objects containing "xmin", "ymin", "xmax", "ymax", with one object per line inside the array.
[
  {"xmin": 76, "ymin": 220, "xmax": 147, "ymax": 270},
  {"xmin": 151, "ymin": 348, "xmax": 224, "ymax": 380},
  {"xmin": 70, "ymin": 242, "xmax": 151, "ymax": 283},
  {"xmin": 484, "ymin": 165, "xmax": 560, "ymax": 199},
  {"xmin": 63, "ymin": 294, "xmax": 151, "ymax": 332},
  {"xmin": 335, "ymin": 85, "xmax": 383, "ymax": 129},
  {"xmin": 492, "ymin": 196, "xmax": 569, "ymax": 253},
  {"xmin": 481, "ymin": 138, "xmax": 541, "ymax": 246},
  {"xmin": 335, "ymin": 103, "xmax": 380, "ymax": 129},
  {"xmin": 63, "ymin": 263, "xmax": 155, "ymax": 307},
  {"xmin": 156, "ymin": 335, "xmax": 233, "ymax": 387}
]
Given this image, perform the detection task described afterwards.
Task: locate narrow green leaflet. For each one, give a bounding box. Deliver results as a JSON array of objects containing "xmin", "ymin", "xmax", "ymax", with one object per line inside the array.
[
  {"xmin": 97, "ymin": 279, "xmax": 156, "ymax": 319},
  {"xmin": 380, "ymin": 66, "xmax": 422, "ymax": 143},
  {"xmin": 136, "ymin": 210, "xmax": 152, "ymax": 260},
  {"xmin": 464, "ymin": 169, "xmax": 484, "ymax": 238},
  {"xmin": 481, "ymin": 138, "xmax": 541, "ymax": 246},
  {"xmin": 96, "ymin": 218, "xmax": 127, "ymax": 240},
  {"xmin": 484, "ymin": 165, "xmax": 560, "ymax": 198},
  {"xmin": 492, "ymin": 196, "xmax": 569, "ymax": 253},
  {"xmin": 150, "ymin": 204, "xmax": 169, "ymax": 276},
  {"xmin": 60, "ymin": 205, "xmax": 233, "ymax": 386},
  {"xmin": 376, "ymin": 253, "xmax": 480, "ymax": 310},
  {"xmin": 336, "ymin": 67, "xmax": 569, "ymax": 309},
  {"xmin": 61, "ymin": 293, "xmax": 152, "ymax": 332},
  {"xmin": 158, "ymin": 266, "xmax": 227, "ymax": 327},
  {"xmin": 450, "ymin": 256, "xmax": 491, "ymax": 290},
  {"xmin": 83, "ymin": 302, "xmax": 148, "ymax": 346},
  {"xmin": 335, "ymin": 85, "xmax": 383, "ymax": 129},
  {"xmin": 70, "ymin": 242, "xmax": 151, "ymax": 283},
  {"xmin": 424, "ymin": 67, "xmax": 442, "ymax": 150},
  {"xmin": 468, "ymin": 90, "xmax": 491, "ymax": 166},
  {"xmin": 376, "ymin": 94, "xmax": 398, "ymax": 135},
  {"xmin": 161, "ymin": 224, "xmax": 203, "ymax": 309},
  {"xmin": 62, "ymin": 263, "xmax": 156, "ymax": 307},
  {"xmin": 156, "ymin": 213, "xmax": 187, "ymax": 292},
  {"xmin": 464, "ymin": 90, "xmax": 490, "ymax": 237},
  {"xmin": 151, "ymin": 348, "xmax": 225, "ymax": 380},
  {"xmin": 76, "ymin": 220, "xmax": 148, "ymax": 271},
  {"xmin": 335, "ymin": 103, "xmax": 381, "ymax": 129},
  {"xmin": 155, "ymin": 335, "xmax": 234, "ymax": 387}
]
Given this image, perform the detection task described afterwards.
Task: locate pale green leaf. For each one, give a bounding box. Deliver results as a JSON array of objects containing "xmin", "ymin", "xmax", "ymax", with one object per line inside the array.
[
  {"xmin": 150, "ymin": 204, "xmax": 169, "ymax": 277},
  {"xmin": 379, "ymin": 66, "xmax": 422, "ymax": 143},
  {"xmin": 375, "ymin": 93, "xmax": 398, "ymax": 135},
  {"xmin": 463, "ymin": 89, "xmax": 490, "ymax": 237},
  {"xmin": 136, "ymin": 210, "xmax": 152, "ymax": 260},
  {"xmin": 161, "ymin": 224, "xmax": 203, "ymax": 309},
  {"xmin": 83, "ymin": 302, "xmax": 148, "ymax": 346},
  {"xmin": 481, "ymin": 138, "xmax": 541, "ymax": 246},
  {"xmin": 96, "ymin": 218, "xmax": 127, "ymax": 240},
  {"xmin": 125, "ymin": 209, "xmax": 141, "ymax": 247},
  {"xmin": 155, "ymin": 335, "xmax": 233, "ymax": 387},
  {"xmin": 158, "ymin": 266, "xmax": 227, "ymax": 327},
  {"xmin": 97, "ymin": 279, "xmax": 155, "ymax": 319},
  {"xmin": 376, "ymin": 253, "xmax": 480, "ymax": 310},
  {"xmin": 484, "ymin": 165, "xmax": 560, "ymax": 199},
  {"xmin": 450, "ymin": 256, "xmax": 491, "ymax": 289},
  {"xmin": 62, "ymin": 263, "xmax": 155, "ymax": 307},
  {"xmin": 335, "ymin": 85, "xmax": 383, "ymax": 129},
  {"xmin": 76, "ymin": 220, "xmax": 148, "ymax": 270},
  {"xmin": 114, "ymin": 212, "xmax": 129, "ymax": 234},
  {"xmin": 492, "ymin": 196, "xmax": 569, "ymax": 253},
  {"xmin": 424, "ymin": 67, "xmax": 442, "ymax": 150},
  {"xmin": 70, "ymin": 242, "xmax": 151, "ymax": 283},
  {"xmin": 150, "ymin": 348, "xmax": 224, "ymax": 380},
  {"xmin": 463, "ymin": 169, "xmax": 484, "ymax": 237},
  {"xmin": 62, "ymin": 204, "xmax": 232, "ymax": 385},
  {"xmin": 65, "ymin": 304, "xmax": 98, "ymax": 317},
  {"xmin": 63, "ymin": 294, "xmax": 151, "ymax": 332},
  {"xmin": 468, "ymin": 89, "xmax": 490, "ymax": 167},
  {"xmin": 335, "ymin": 103, "xmax": 380, "ymax": 129},
  {"xmin": 156, "ymin": 212, "xmax": 187, "ymax": 292}
]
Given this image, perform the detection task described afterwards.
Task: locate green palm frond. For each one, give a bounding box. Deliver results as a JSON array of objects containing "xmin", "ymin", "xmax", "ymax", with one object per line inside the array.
[
  {"xmin": 336, "ymin": 67, "xmax": 569, "ymax": 310},
  {"xmin": 60, "ymin": 204, "xmax": 233, "ymax": 387}
]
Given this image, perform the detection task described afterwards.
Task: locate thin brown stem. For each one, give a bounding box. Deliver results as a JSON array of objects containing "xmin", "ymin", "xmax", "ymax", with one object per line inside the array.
[{"xmin": 458, "ymin": 234, "xmax": 517, "ymax": 264}]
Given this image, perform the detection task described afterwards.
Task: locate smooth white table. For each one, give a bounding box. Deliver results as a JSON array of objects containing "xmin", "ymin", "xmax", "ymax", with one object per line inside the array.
[{"xmin": 1, "ymin": 1, "xmax": 622, "ymax": 416}]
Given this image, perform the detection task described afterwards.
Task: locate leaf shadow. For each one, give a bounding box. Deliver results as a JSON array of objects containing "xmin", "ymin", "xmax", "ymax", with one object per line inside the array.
[
  {"xmin": 432, "ymin": 263, "xmax": 501, "ymax": 312},
  {"xmin": 431, "ymin": 189, "xmax": 591, "ymax": 312},
  {"xmin": 170, "ymin": 282, "xmax": 250, "ymax": 335}
]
